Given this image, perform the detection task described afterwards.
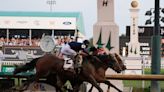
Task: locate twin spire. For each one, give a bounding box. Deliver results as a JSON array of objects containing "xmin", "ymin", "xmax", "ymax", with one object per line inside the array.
[{"xmin": 96, "ymin": 27, "xmax": 114, "ymax": 51}]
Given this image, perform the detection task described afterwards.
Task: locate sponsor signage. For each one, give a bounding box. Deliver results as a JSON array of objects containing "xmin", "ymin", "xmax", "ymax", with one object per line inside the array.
[
  {"xmin": 140, "ymin": 43, "xmax": 150, "ymax": 55},
  {"xmin": 0, "ymin": 17, "xmax": 76, "ymax": 29},
  {"xmin": 1, "ymin": 66, "xmax": 15, "ymax": 73},
  {"xmin": 63, "ymin": 21, "xmax": 72, "ymax": 25},
  {"xmin": 126, "ymin": 26, "xmax": 164, "ymax": 36},
  {"xmin": 125, "ymin": 42, "xmax": 151, "ymax": 56},
  {"xmin": 2, "ymin": 46, "xmax": 44, "ymax": 59}
]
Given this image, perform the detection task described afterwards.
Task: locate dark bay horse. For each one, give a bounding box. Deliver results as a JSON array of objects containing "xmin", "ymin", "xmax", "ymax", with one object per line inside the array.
[
  {"xmin": 13, "ymin": 53, "xmax": 126, "ymax": 92},
  {"xmin": 88, "ymin": 53, "xmax": 126, "ymax": 92},
  {"xmin": 88, "ymin": 46, "xmax": 126, "ymax": 92},
  {"xmin": 55, "ymin": 53, "xmax": 126, "ymax": 92},
  {"xmin": 13, "ymin": 54, "xmax": 103, "ymax": 92}
]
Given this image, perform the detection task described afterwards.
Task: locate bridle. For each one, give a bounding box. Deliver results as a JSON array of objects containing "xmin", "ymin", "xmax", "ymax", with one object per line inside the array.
[{"xmin": 111, "ymin": 53, "xmax": 123, "ymax": 71}]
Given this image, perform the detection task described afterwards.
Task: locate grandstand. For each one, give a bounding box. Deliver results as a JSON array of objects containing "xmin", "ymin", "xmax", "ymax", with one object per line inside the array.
[
  {"xmin": 0, "ymin": 11, "xmax": 86, "ymax": 90},
  {"xmin": 0, "ymin": 11, "xmax": 86, "ymax": 67},
  {"xmin": 0, "ymin": 11, "xmax": 85, "ymax": 46}
]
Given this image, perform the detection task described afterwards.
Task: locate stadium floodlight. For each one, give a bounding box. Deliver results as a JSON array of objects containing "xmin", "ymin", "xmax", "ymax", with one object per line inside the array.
[
  {"xmin": 145, "ymin": 18, "xmax": 152, "ymax": 25},
  {"xmin": 46, "ymin": 0, "xmax": 56, "ymax": 12},
  {"xmin": 145, "ymin": 10, "xmax": 152, "ymax": 16},
  {"xmin": 161, "ymin": 17, "xmax": 164, "ymax": 23},
  {"xmin": 145, "ymin": 8, "xmax": 154, "ymax": 16},
  {"xmin": 145, "ymin": 8, "xmax": 164, "ymax": 25},
  {"xmin": 161, "ymin": 8, "xmax": 164, "ymax": 14}
]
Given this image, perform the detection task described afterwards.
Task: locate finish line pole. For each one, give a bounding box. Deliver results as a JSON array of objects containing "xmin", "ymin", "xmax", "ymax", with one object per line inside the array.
[{"xmin": 150, "ymin": 0, "xmax": 161, "ymax": 92}]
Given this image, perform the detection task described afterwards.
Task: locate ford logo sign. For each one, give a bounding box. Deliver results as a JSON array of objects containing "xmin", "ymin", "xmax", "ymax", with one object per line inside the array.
[{"xmin": 63, "ymin": 21, "xmax": 72, "ymax": 25}]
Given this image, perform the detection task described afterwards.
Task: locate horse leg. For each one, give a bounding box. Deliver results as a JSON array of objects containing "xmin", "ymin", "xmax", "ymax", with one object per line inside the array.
[
  {"xmin": 103, "ymin": 80, "xmax": 122, "ymax": 92},
  {"xmin": 88, "ymin": 85, "xmax": 93, "ymax": 92},
  {"xmin": 88, "ymin": 83, "xmax": 100, "ymax": 92},
  {"xmin": 86, "ymin": 75, "xmax": 103, "ymax": 92},
  {"xmin": 31, "ymin": 71, "xmax": 43, "ymax": 90},
  {"xmin": 43, "ymin": 72, "xmax": 63, "ymax": 92},
  {"xmin": 72, "ymin": 83, "xmax": 81, "ymax": 92},
  {"xmin": 46, "ymin": 73, "xmax": 62, "ymax": 92},
  {"xmin": 71, "ymin": 80, "xmax": 84, "ymax": 92},
  {"xmin": 56, "ymin": 75, "xmax": 66, "ymax": 92},
  {"xmin": 16, "ymin": 74, "xmax": 35, "ymax": 91}
]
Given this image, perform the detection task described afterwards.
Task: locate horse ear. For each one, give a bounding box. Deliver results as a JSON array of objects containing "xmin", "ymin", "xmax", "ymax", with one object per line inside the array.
[{"xmin": 114, "ymin": 53, "xmax": 118, "ymax": 57}]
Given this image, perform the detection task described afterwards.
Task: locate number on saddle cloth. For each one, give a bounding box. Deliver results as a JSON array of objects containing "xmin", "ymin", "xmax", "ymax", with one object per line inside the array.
[{"xmin": 63, "ymin": 57, "xmax": 74, "ymax": 70}]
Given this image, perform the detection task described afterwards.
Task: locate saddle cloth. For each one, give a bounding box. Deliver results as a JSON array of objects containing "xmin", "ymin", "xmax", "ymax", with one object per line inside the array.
[{"xmin": 63, "ymin": 57, "xmax": 74, "ymax": 70}]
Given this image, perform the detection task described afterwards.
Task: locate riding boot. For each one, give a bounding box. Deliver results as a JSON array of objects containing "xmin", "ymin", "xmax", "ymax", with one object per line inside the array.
[
  {"xmin": 73, "ymin": 54, "xmax": 82, "ymax": 74},
  {"xmin": 74, "ymin": 62, "xmax": 82, "ymax": 74}
]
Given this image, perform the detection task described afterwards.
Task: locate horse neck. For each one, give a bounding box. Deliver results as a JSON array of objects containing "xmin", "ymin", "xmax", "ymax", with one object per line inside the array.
[
  {"xmin": 95, "ymin": 55, "xmax": 110, "ymax": 70},
  {"xmin": 82, "ymin": 56, "xmax": 108, "ymax": 70}
]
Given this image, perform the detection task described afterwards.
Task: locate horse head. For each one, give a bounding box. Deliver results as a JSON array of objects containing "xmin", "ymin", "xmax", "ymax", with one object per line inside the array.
[
  {"xmin": 113, "ymin": 53, "xmax": 126, "ymax": 71},
  {"xmin": 102, "ymin": 53, "xmax": 126, "ymax": 73}
]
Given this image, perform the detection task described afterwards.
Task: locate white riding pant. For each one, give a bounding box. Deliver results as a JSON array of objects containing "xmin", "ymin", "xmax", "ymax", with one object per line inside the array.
[{"xmin": 61, "ymin": 44, "xmax": 76, "ymax": 69}]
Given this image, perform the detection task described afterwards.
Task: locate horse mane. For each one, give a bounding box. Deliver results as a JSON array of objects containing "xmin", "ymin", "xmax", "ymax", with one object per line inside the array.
[
  {"xmin": 96, "ymin": 54, "xmax": 109, "ymax": 63},
  {"xmin": 83, "ymin": 55, "xmax": 107, "ymax": 69}
]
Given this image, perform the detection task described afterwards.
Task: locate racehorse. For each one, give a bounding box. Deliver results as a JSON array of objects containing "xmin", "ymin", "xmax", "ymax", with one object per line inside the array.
[
  {"xmin": 13, "ymin": 53, "xmax": 126, "ymax": 92},
  {"xmin": 13, "ymin": 54, "xmax": 103, "ymax": 92},
  {"xmin": 56, "ymin": 53, "xmax": 126, "ymax": 92},
  {"xmin": 88, "ymin": 53, "xmax": 126, "ymax": 92},
  {"xmin": 88, "ymin": 46, "xmax": 126, "ymax": 92}
]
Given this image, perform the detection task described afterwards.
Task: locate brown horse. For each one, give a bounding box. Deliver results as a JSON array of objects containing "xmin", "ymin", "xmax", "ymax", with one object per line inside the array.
[
  {"xmin": 55, "ymin": 53, "xmax": 126, "ymax": 92},
  {"xmin": 13, "ymin": 53, "xmax": 126, "ymax": 92},
  {"xmin": 88, "ymin": 53, "xmax": 126, "ymax": 92},
  {"xmin": 88, "ymin": 46, "xmax": 126, "ymax": 92},
  {"xmin": 13, "ymin": 54, "xmax": 103, "ymax": 92}
]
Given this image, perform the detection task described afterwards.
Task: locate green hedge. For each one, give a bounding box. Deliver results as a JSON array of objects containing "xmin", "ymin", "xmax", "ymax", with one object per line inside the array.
[
  {"xmin": 144, "ymin": 68, "xmax": 164, "ymax": 74},
  {"xmin": 123, "ymin": 68, "xmax": 164, "ymax": 92}
]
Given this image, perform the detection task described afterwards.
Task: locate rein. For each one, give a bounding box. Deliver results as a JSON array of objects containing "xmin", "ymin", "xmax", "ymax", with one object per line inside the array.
[
  {"xmin": 91, "ymin": 55, "xmax": 111, "ymax": 69},
  {"xmin": 83, "ymin": 55, "xmax": 105, "ymax": 69},
  {"xmin": 96, "ymin": 55, "xmax": 112, "ymax": 67}
]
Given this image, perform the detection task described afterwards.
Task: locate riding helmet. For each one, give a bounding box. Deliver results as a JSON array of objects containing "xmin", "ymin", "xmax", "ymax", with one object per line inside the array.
[{"xmin": 83, "ymin": 40, "xmax": 90, "ymax": 47}]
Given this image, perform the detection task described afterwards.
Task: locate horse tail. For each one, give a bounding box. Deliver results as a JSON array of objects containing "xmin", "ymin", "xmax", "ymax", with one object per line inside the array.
[{"xmin": 13, "ymin": 57, "xmax": 40, "ymax": 75}]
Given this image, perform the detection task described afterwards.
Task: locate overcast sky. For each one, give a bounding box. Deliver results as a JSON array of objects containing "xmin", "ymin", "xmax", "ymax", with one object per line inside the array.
[{"xmin": 0, "ymin": 0, "xmax": 164, "ymax": 39}]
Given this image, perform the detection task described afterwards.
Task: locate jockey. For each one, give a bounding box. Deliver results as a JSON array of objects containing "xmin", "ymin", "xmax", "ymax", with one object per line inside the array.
[
  {"xmin": 88, "ymin": 44, "xmax": 107, "ymax": 56},
  {"xmin": 88, "ymin": 46, "xmax": 98, "ymax": 55},
  {"xmin": 97, "ymin": 44, "xmax": 106, "ymax": 55},
  {"xmin": 61, "ymin": 40, "xmax": 90, "ymax": 70}
]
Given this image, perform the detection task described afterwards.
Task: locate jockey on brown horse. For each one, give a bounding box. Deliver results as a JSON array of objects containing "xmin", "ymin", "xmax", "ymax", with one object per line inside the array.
[
  {"xmin": 13, "ymin": 45, "xmax": 126, "ymax": 92},
  {"xmin": 60, "ymin": 39, "xmax": 90, "ymax": 72}
]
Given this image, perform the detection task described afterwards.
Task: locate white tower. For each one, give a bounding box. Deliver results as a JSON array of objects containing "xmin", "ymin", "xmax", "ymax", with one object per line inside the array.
[{"xmin": 128, "ymin": 0, "xmax": 140, "ymax": 57}]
